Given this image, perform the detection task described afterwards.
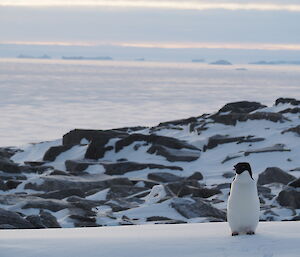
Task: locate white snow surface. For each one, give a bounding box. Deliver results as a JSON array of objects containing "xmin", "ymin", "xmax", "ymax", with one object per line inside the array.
[{"xmin": 0, "ymin": 222, "xmax": 299, "ymax": 257}]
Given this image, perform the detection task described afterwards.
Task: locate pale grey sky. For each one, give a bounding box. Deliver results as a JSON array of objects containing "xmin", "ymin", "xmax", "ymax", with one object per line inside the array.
[{"xmin": 1, "ymin": 0, "xmax": 300, "ymax": 60}]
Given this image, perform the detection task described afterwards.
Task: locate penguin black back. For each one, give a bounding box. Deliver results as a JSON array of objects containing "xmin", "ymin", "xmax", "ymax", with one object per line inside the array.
[{"xmin": 234, "ymin": 162, "xmax": 253, "ymax": 179}]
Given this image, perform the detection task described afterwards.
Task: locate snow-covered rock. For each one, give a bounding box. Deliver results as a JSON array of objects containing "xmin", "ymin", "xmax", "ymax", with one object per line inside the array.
[{"xmin": 1, "ymin": 98, "xmax": 300, "ymax": 229}]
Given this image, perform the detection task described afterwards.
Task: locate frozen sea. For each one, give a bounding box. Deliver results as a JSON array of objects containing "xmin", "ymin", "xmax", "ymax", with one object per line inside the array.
[{"xmin": 1, "ymin": 58, "xmax": 300, "ymax": 147}]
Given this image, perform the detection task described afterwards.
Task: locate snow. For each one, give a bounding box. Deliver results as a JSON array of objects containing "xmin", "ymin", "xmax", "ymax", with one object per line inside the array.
[{"xmin": 0, "ymin": 222, "xmax": 299, "ymax": 257}]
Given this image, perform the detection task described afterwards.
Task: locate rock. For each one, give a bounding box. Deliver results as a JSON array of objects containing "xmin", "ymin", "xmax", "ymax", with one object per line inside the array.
[
  {"xmin": 257, "ymin": 185, "xmax": 272, "ymax": 195},
  {"xmin": 68, "ymin": 213, "xmax": 97, "ymax": 225},
  {"xmin": 204, "ymin": 135, "xmax": 245, "ymax": 151},
  {"xmin": 282, "ymin": 125, "xmax": 300, "ymax": 136},
  {"xmin": 26, "ymin": 215, "xmax": 46, "ymax": 228},
  {"xmin": 106, "ymin": 185, "xmax": 149, "ymax": 199},
  {"xmin": 158, "ymin": 117, "xmax": 198, "ymax": 127},
  {"xmin": 147, "ymin": 172, "xmax": 183, "ymax": 183},
  {"xmin": 216, "ymin": 183, "xmax": 231, "ymax": 190},
  {"xmin": 40, "ymin": 210, "xmax": 61, "ymax": 228},
  {"xmin": 35, "ymin": 188, "xmax": 85, "ymax": 200},
  {"xmin": 191, "ymin": 187, "xmax": 221, "ymax": 198},
  {"xmin": 171, "ymin": 198, "xmax": 226, "ymax": 220},
  {"xmin": 187, "ymin": 172, "xmax": 203, "ymax": 181},
  {"xmin": 0, "ymin": 159, "xmax": 21, "ymax": 173},
  {"xmin": 5, "ymin": 180, "xmax": 22, "ymax": 190},
  {"xmin": 43, "ymin": 145, "xmax": 73, "ymax": 161},
  {"xmin": 218, "ymin": 101, "xmax": 266, "ymax": 114},
  {"xmin": 146, "ymin": 216, "xmax": 186, "ymax": 224},
  {"xmin": 221, "ymin": 153, "xmax": 243, "ymax": 164},
  {"xmin": 165, "ymin": 180, "xmax": 201, "ymax": 197},
  {"xmin": 0, "ymin": 208, "xmax": 34, "ymax": 229},
  {"xmin": 115, "ymin": 134, "xmax": 200, "ymax": 152},
  {"xmin": 289, "ymin": 178, "xmax": 300, "ymax": 188},
  {"xmin": 275, "ymin": 97, "xmax": 300, "ymax": 106},
  {"xmin": 103, "ymin": 162, "xmax": 183, "ymax": 175},
  {"xmin": 277, "ymin": 187, "xmax": 300, "ymax": 209},
  {"xmin": 0, "ymin": 173, "xmax": 26, "ymax": 181},
  {"xmin": 105, "ymin": 198, "xmax": 142, "ymax": 212},
  {"xmin": 22, "ymin": 198, "xmax": 71, "ymax": 212},
  {"xmin": 257, "ymin": 185, "xmax": 274, "ymax": 199},
  {"xmin": 279, "ymin": 107, "xmax": 300, "ymax": 114},
  {"xmin": 0, "ymin": 180, "xmax": 8, "ymax": 191},
  {"xmin": 66, "ymin": 196, "xmax": 104, "ymax": 210},
  {"xmin": 20, "ymin": 165, "xmax": 53, "ymax": 174},
  {"xmin": 147, "ymin": 144, "xmax": 200, "ymax": 162},
  {"xmin": 146, "ymin": 216, "xmax": 175, "ymax": 221},
  {"xmin": 258, "ymin": 167, "xmax": 296, "ymax": 185},
  {"xmin": 210, "ymin": 112, "xmax": 285, "ymax": 126},
  {"xmin": 62, "ymin": 129, "xmax": 127, "ymax": 146},
  {"xmin": 0, "ymin": 147, "xmax": 18, "ymax": 159},
  {"xmin": 222, "ymin": 172, "xmax": 235, "ymax": 178},
  {"xmin": 85, "ymin": 141, "xmax": 113, "ymax": 160},
  {"xmin": 244, "ymin": 144, "xmax": 290, "ymax": 156},
  {"xmin": 25, "ymin": 176, "xmax": 133, "ymax": 193},
  {"xmin": 24, "ymin": 161, "xmax": 48, "ymax": 166},
  {"xmin": 65, "ymin": 160, "xmax": 102, "ymax": 173},
  {"xmin": 49, "ymin": 170, "xmax": 70, "ymax": 176}
]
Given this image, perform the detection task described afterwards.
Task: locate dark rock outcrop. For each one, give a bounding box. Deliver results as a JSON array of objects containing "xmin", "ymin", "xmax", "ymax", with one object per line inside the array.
[
  {"xmin": 158, "ymin": 117, "xmax": 198, "ymax": 127},
  {"xmin": 22, "ymin": 198, "xmax": 71, "ymax": 212},
  {"xmin": 171, "ymin": 198, "xmax": 226, "ymax": 220},
  {"xmin": 258, "ymin": 167, "xmax": 296, "ymax": 185},
  {"xmin": 115, "ymin": 134, "xmax": 199, "ymax": 152},
  {"xmin": 148, "ymin": 172, "xmax": 183, "ymax": 183},
  {"xmin": 211, "ymin": 112, "xmax": 285, "ymax": 126},
  {"xmin": 25, "ymin": 176, "xmax": 133, "ymax": 193},
  {"xmin": 275, "ymin": 98, "xmax": 300, "ymax": 106},
  {"xmin": 43, "ymin": 145, "xmax": 73, "ymax": 161},
  {"xmin": 103, "ymin": 162, "xmax": 183, "ymax": 175},
  {"xmin": 0, "ymin": 208, "xmax": 34, "ymax": 229},
  {"xmin": 187, "ymin": 172, "xmax": 203, "ymax": 181},
  {"xmin": 147, "ymin": 144, "xmax": 200, "ymax": 162},
  {"xmin": 0, "ymin": 159, "xmax": 21, "ymax": 173},
  {"xmin": 289, "ymin": 178, "xmax": 300, "ymax": 188},
  {"xmin": 282, "ymin": 125, "xmax": 300, "ymax": 136},
  {"xmin": 277, "ymin": 187, "xmax": 300, "ymax": 209},
  {"xmin": 35, "ymin": 188, "xmax": 85, "ymax": 200},
  {"xmin": 40, "ymin": 210, "xmax": 61, "ymax": 228},
  {"xmin": 63, "ymin": 129, "xmax": 127, "ymax": 146},
  {"xmin": 106, "ymin": 185, "xmax": 149, "ymax": 199},
  {"xmin": 65, "ymin": 160, "xmax": 102, "ymax": 173},
  {"xmin": 218, "ymin": 101, "xmax": 266, "ymax": 114},
  {"xmin": 244, "ymin": 144, "xmax": 290, "ymax": 156}
]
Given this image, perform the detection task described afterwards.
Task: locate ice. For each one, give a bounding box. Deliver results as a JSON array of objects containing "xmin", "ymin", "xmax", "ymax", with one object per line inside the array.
[{"xmin": 1, "ymin": 59, "xmax": 300, "ymax": 147}]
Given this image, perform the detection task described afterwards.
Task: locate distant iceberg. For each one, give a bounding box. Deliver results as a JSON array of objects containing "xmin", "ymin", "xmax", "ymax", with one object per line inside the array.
[
  {"xmin": 210, "ymin": 59, "xmax": 232, "ymax": 65},
  {"xmin": 61, "ymin": 56, "xmax": 113, "ymax": 60},
  {"xmin": 17, "ymin": 54, "xmax": 51, "ymax": 59}
]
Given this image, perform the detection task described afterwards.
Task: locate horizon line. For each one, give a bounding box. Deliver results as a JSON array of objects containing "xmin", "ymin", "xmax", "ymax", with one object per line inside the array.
[{"xmin": 2, "ymin": 41, "xmax": 300, "ymax": 51}]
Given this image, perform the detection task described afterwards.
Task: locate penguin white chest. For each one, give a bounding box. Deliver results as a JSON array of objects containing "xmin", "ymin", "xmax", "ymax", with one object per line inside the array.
[{"xmin": 227, "ymin": 172, "xmax": 260, "ymax": 234}]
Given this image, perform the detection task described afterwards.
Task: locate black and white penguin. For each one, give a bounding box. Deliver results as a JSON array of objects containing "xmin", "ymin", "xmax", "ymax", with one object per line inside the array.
[{"xmin": 227, "ymin": 162, "xmax": 260, "ymax": 236}]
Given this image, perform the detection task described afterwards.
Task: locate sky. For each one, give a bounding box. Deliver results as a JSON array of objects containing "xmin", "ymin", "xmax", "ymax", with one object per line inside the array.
[{"xmin": 1, "ymin": 0, "xmax": 300, "ymax": 60}]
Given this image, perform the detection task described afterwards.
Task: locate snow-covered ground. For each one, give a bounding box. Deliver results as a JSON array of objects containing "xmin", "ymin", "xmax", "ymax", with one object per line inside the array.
[
  {"xmin": 1, "ymin": 58, "xmax": 300, "ymax": 146},
  {"xmin": 1, "ymin": 222, "xmax": 299, "ymax": 257}
]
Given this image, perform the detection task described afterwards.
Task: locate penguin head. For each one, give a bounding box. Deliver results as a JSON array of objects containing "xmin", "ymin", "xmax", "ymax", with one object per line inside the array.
[{"xmin": 234, "ymin": 162, "xmax": 253, "ymax": 179}]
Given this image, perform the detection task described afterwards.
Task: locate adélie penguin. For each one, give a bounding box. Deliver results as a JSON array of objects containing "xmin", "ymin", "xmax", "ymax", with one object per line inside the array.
[{"xmin": 227, "ymin": 162, "xmax": 260, "ymax": 236}]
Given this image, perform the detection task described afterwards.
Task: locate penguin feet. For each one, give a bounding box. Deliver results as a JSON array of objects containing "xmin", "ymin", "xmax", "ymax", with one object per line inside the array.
[
  {"xmin": 231, "ymin": 232, "xmax": 239, "ymax": 236},
  {"xmin": 246, "ymin": 231, "xmax": 255, "ymax": 235}
]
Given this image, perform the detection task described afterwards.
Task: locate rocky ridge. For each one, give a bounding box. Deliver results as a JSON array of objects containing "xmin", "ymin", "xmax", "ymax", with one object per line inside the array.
[{"xmin": 1, "ymin": 98, "xmax": 300, "ymax": 229}]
